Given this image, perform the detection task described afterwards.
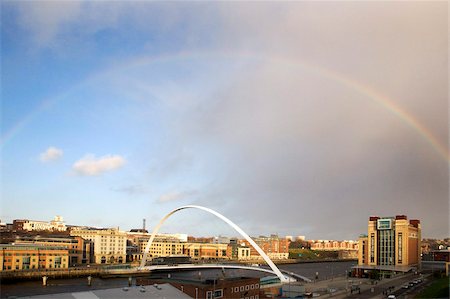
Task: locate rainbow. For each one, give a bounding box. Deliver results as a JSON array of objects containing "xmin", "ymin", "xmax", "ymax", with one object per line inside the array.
[{"xmin": 2, "ymin": 51, "xmax": 448, "ymax": 162}]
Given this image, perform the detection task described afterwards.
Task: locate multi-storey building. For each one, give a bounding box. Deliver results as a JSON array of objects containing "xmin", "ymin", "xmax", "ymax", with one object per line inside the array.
[
  {"xmin": 0, "ymin": 244, "xmax": 69, "ymax": 271},
  {"xmin": 310, "ymin": 240, "xmax": 359, "ymax": 251},
  {"xmin": 138, "ymin": 236, "xmax": 186, "ymax": 258},
  {"xmin": 241, "ymin": 235, "xmax": 290, "ymax": 260},
  {"xmin": 183, "ymin": 242, "xmax": 229, "ymax": 260},
  {"xmin": 130, "ymin": 235, "xmax": 230, "ymax": 263},
  {"xmin": 14, "ymin": 236, "xmax": 92, "ymax": 266},
  {"xmin": 12, "ymin": 216, "xmax": 66, "ymax": 232},
  {"xmin": 70, "ymin": 228, "xmax": 126, "ymax": 264},
  {"xmin": 355, "ymin": 215, "xmax": 421, "ymax": 277},
  {"xmin": 226, "ymin": 238, "xmax": 251, "ymax": 260}
]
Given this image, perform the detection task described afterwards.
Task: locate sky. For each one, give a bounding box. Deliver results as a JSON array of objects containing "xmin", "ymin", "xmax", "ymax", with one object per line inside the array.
[{"xmin": 1, "ymin": 1, "xmax": 448, "ymax": 240}]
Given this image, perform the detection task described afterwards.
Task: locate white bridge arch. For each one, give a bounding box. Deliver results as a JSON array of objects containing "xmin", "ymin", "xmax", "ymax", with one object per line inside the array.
[{"xmin": 139, "ymin": 205, "xmax": 289, "ymax": 283}]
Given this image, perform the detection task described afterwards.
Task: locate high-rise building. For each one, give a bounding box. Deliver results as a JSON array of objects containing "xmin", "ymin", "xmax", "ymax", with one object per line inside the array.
[{"xmin": 355, "ymin": 215, "xmax": 421, "ymax": 277}]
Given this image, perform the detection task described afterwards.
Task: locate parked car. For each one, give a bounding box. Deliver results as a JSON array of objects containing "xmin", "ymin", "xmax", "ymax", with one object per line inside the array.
[{"xmin": 387, "ymin": 295, "xmax": 396, "ymax": 299}]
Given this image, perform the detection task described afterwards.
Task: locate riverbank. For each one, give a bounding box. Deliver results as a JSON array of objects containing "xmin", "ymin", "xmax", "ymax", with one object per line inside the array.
[
  {"xmin": 0, "ymin": 259, "xmax": 356, "ymax": 283},
  {"xmin": 239, "ymin": 258, "xmax": 357, "ymax": 265},
  {"xmin": 0, "ymin": 267, "xmax": 103, "ymax": 283}
]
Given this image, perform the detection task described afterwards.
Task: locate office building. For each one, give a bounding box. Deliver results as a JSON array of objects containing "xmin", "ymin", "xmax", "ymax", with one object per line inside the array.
[
  {"xmin": 70, "ymin": 227, "xmax": 126, "ymax": 264},
  {"xmin": 0, "ymin": 244, "xmax": 69, "ymax": 271}
]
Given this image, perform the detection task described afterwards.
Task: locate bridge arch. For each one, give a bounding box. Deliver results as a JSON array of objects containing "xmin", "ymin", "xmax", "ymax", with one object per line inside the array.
[{"xmin": 139, "ymin": 205, "xmax": 288, "ymax": 283}]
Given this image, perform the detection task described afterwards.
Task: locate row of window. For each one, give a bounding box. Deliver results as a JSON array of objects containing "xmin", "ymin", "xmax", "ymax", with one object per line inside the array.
[{"xmin": 231, "ymin": 284, "xmax": 260, "ymax": 293}]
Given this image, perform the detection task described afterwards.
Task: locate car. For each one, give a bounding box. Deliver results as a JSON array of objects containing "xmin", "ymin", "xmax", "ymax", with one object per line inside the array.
[
  {"xmin": 402, "ymin": 284, "xmax": 409, "ymax": 289},
  {"xmin": 387, "ymin": 295, "xmax": 396, "ymax": 299},
  {"xmin": 409, "ymin": 282, "xmax": 415, "ymax": 287}
]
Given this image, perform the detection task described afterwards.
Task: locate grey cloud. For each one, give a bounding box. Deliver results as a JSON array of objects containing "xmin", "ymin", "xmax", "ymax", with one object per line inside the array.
[{"xmin": 112, "ymin": 185, "xmax": 147, "ymax": 195}]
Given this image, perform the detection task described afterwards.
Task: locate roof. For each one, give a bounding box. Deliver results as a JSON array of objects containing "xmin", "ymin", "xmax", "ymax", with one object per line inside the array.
[
  {"xmin": 1, "ymin": 244, "xmax": 69, "ymax": 251},
  {"xmin": 16, "ymin": 283, "xmax": 191, "ymax": 299}
]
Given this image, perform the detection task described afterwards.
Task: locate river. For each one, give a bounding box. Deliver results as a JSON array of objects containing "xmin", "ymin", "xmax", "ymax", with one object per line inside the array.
[{"xmin": 0, "ymin": 261, "xmax": 356, "ymax": 298}]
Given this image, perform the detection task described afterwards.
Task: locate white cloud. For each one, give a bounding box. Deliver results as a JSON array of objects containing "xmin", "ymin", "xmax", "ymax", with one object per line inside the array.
[
  {"xmin": 40, "ymin": 146, "xmax": 63, "ymax": 162},
  {"xmin": 73, "ymin": 154, "xmax": 126, "ymax": 176}
]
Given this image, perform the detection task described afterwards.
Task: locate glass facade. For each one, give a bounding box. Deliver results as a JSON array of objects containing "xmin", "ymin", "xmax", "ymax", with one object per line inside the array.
[{"xmin": 378, "ymin": 229, "xmax": 395, "ymax": 265}]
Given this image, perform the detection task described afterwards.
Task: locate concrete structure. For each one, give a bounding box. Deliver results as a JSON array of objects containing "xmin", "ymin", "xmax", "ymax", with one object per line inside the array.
[
  {"xmin": 139, "ymin": 205, "xmax": 289, "ymax": 283},
  {"xmin": 355, "ymin": 215, "xmax": 421, "ymax": 276},
  {"xmin": 70, "ymin": 227, "xmax": 126, "ymax": 264},
  {"xmin": 0, "ymin": 244, "xmax": 69, "ymax": 271},
  {"xmin": 422, "ymin": 249, "xmax": 450, "ymax": 275}
]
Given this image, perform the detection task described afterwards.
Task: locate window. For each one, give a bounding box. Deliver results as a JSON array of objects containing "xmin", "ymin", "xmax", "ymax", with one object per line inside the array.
[
  {"xmin": 234, "ymin": 287, "xmax": 239, "ymax": 293},
  {"xmin": 240, "ymin": 286, "xmax": 244, "ymax": 291},
  {"xmin": 206, "ymin": 291, "xmax": 213, "ymax": 299},
  {"xmin": 55, "ymin": 257, "xmax": 62, "ymax": 268},
  {"xmin": 245, "ymin": 285, "xmax": 249, "ymax": 290},
  {"xmin": 370, "ymin": 233, "xmax": 375, "ymax": 263},
  {"xmin": 214, "ymin": 289, "xmax": 223, "ymax": 298},
  {"xmin": 398, "ymin": 232, "xmax": 403, "ymax": 264}
]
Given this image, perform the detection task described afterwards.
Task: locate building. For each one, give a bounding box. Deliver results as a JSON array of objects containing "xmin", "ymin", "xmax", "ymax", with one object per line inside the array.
[
  {"xmin": 422, "ymin": 249, "xmax": 450, "ymax": 276},
  {"xmin": 183, "ymin": 242, "xmax": 229, "ymax": 260},
  {"xmin": 354, "ymin": 215, "xmax": 421, "ymax": 277},
  {"xmin": 137, "ymin": 276, "xmax": 262, "ymax": 299},
  {"xmin": 309, "ymin": 240, "xmax": 359, "ymax": 259},
  {"xmin": 241, "ymin": 235, "xmax": 290, "ymax": 260},
  {"xmin": 0, "ymin": 244, "xmax": 69, "ymax": 271},
  {"xmin": 227, "ymin": 239, "xmax": 251, "ymax": 260},
  {"xmin": 130, "ymin": 235, "xmax": 230, "ymax": 263},
  {"xmin": 14, "ymin": 235, "xmax": 92, "ymax": 266},
  {"xmin": 70, "ymin": 227, "xmax": 126, "ymax": 264},
  {"xmin": 310, "ymin": 240, "xmax": 359, "ymax": 251},
  {"xmin": 12, "ymin": 216, "xmax": 67, "ymax": 232}
]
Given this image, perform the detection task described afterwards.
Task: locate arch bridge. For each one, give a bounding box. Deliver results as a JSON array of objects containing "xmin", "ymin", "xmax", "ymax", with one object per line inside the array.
[{"xmin": 139, "ymin": 205, "xmax": 290, "ymax": 283}]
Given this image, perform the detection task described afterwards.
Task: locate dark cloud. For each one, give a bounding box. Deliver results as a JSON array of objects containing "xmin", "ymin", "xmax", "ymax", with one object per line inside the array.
[{"xmin": 153, "ymin": 2, "xmax": 449, "ymax": 239}]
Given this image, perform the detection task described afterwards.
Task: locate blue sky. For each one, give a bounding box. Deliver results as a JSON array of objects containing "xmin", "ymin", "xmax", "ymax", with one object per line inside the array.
[{"xmin": 1, "ymin": 1, "xmax": 448, "ymax": 240}]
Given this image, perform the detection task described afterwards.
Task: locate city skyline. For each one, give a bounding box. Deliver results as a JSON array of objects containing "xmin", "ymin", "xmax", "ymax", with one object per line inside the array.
[{"xmin": 1, "ymin": 2, "xmax": 448, "ymax": 240}]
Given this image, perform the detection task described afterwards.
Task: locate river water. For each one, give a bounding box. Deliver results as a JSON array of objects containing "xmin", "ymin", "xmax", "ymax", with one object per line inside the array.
[{"xmin": 0, "ymin": 261, "xmax": 356, "ymax": 298}]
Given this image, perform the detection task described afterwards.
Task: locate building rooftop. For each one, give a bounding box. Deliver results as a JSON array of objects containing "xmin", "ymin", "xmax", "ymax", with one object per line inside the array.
[{"xmin": 16, "ymin": 284, "xmax": 191, "ymax": 299}]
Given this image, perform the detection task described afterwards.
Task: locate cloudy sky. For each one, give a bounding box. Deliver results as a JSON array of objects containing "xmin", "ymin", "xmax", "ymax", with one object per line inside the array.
[{"xmin": 1, "ymin": 1, "xmax": 448, "ymax": 240}]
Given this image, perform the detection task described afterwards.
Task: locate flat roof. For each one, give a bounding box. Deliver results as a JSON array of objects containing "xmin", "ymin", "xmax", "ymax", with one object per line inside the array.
[{"xmin": 16, "ymin": 283, "xmax": 191, "ymax": 299}]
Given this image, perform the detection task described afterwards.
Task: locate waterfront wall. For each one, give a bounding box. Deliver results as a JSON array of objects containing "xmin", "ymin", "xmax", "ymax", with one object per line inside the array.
[{"xmin": 0, "ymin": 267, "xmax": 102, "ymax": 281}]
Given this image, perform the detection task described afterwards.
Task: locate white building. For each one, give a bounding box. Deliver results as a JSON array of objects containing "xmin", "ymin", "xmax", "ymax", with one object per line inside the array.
[{"xmin": 20, "ymin": 216, "xmax": 67, "ymax": 231}]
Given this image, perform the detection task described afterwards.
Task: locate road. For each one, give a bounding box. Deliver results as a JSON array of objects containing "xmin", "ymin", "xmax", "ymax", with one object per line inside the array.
[{"xmin": 344, "ymin": 273, "xmax": 429, "ymax": 299}]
